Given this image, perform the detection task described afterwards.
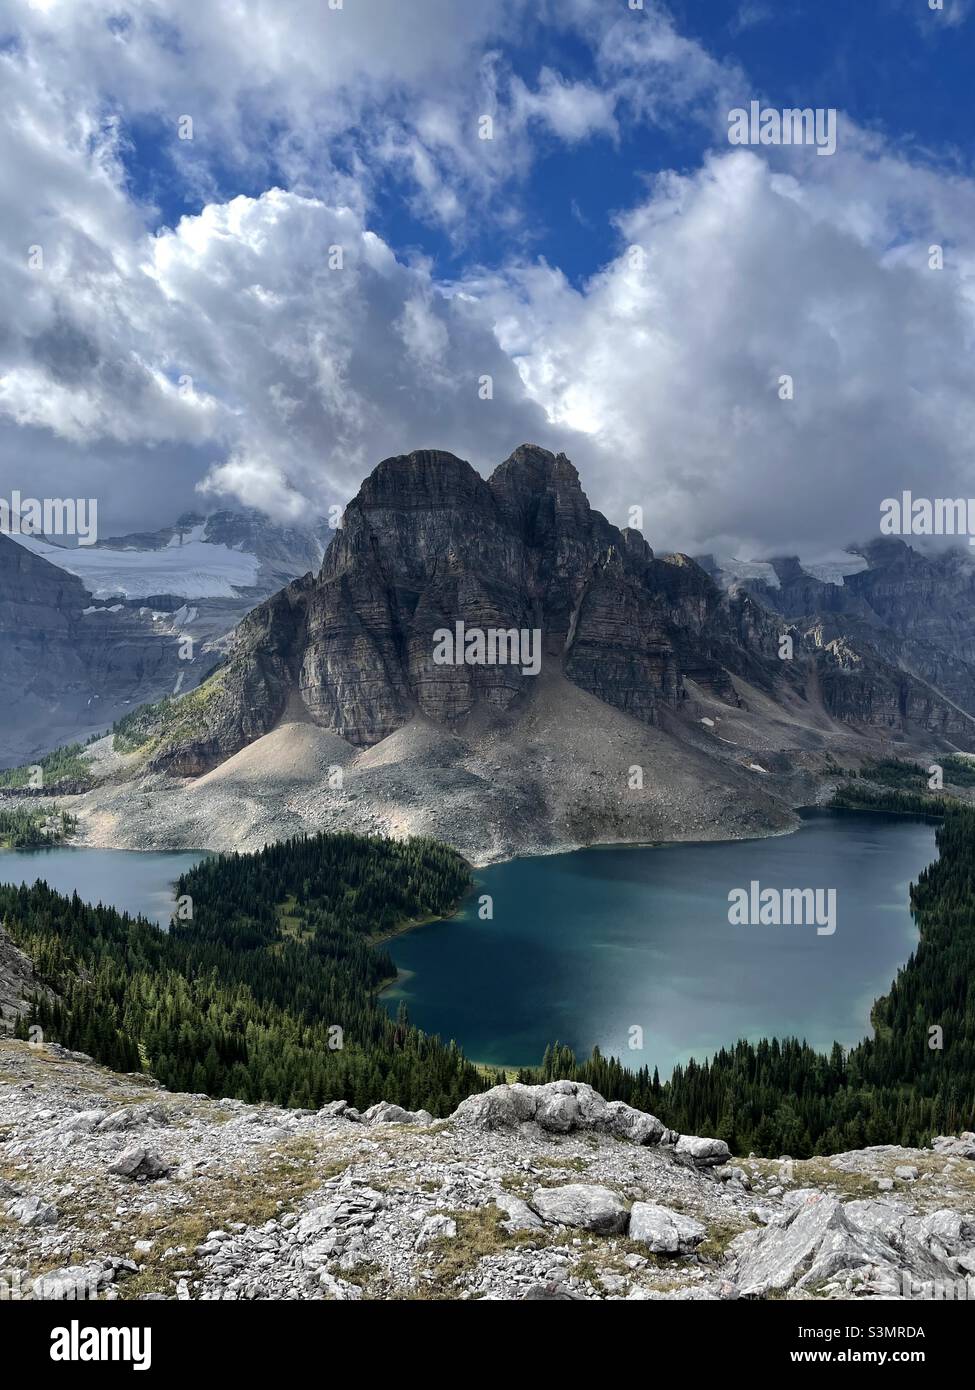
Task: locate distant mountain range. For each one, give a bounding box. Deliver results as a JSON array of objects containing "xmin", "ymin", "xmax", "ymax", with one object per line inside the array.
[
  {"xmin": 43, "ymin": 444, "xmax": 975, "ymax": 863},
  {"xmin": 0, "ymin": 509, "xmax": 329, "ymax": 766}
]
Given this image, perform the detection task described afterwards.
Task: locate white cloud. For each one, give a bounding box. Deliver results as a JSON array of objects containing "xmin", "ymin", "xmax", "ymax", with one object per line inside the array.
[
  {"xmin": 511, "ymin": 68, "xmax": 619, "ymax": 143},
  {"xmin": 476, "ymin": 146, "xmax": 975, "ymax": 553},
  {"xmin": 2, "ymin": 178, "xmax": 566, "ymax": 525},
  {"xmin": 1, "ymin": 0, "xmax": 975, "ymax": 564}
]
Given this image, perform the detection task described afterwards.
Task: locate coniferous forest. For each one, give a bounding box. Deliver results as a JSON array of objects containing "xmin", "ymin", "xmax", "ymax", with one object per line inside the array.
[
  {"xmin": 7, "ymin": 833, "xmax": 492, "ymax": 1114},
  {"xmin": 4, "ymin": 814, "xmax": 974, "ymax": 1153}
]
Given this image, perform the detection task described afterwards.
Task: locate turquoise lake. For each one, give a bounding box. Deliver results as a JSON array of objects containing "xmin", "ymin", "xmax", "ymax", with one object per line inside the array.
[
  {"xmin": 0, "ymin": 845, "xmax": 205, "ymax": 927},
  {"xmin": 0, "ymin": 811, "xmax": 938, "ymax": 1078},
  {"xmin": 380, "ymin": 811, "xmax": 938, "ymax": 1074}
]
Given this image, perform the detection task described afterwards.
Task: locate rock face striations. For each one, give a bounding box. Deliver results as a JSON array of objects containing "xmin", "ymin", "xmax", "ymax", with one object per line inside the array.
[
  {"xmin": 0, "ymin": 533, "xmax": 192, "ymax": 766},
  {"xmin": 725, "ymin": 541, "xmax": 975, "ymax": 740},
  {"xmin": 49, "ymin": 445, "xmax": 975, "ymax": 860},
  {"xmin": 147, "ymin": 445, "xmax": 800, "ymax": 774},
  {"xmin": 145, "ymin": 444, "xmax": 975, "ymax": 780}
]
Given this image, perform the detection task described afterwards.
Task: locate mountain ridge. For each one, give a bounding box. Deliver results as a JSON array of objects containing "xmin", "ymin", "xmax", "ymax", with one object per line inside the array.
[{"xmin": 12, "ymin": 443, "xmax": 975, "ymax": 858}]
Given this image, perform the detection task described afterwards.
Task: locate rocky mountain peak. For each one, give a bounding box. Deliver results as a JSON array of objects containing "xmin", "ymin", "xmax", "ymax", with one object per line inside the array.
[
  {"xmin": 126, "ymin": 443, "xmax": 975, "ymax": 783},
  {"xmin": 489, "ymin": 441, "xmax": 582, "ymax": 491},
  {"xmin": 487, "ymin": 442, "xmax": 593, "ymax": 539},
  {"xmin": 355, "ymin": 449, "xmax": 491, "ymax": 514},
  {"xmin": 157, "ymin": 443, "xmax": 745, "ymax": 762}
]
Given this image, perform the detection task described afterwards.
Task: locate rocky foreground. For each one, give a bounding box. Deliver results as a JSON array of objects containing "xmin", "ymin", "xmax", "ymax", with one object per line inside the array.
[{"xmin": 1, "ymin": 1039, "xmax": 973, "ymax": 1302}]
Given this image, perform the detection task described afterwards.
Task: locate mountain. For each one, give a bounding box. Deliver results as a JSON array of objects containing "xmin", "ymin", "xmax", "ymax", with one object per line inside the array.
[
  {"xmin": 54, "ymin": 445, "xmax": 975, "ymax": 862},
  {"xmin": 706, "ymin": 540, "xmax": 975, "ymax": 726},
  {"xmin": 15, "ymin": 507, "xmax": 329, "ymax": 629},
  {"xmin": 0, "ymin": 532, "xmax": 194, "ymax": 766},
  {"xmin": 0, "ymin": 508, "xmax": 331, "ymax": 766}
]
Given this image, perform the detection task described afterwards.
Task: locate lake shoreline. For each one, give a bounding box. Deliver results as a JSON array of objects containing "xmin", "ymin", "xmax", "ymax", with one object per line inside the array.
[
  {"xmin": 374, "ymin": 811, "xmax": 939, "ymax": 1079},
  {"xmin": 0, "ymin": 812, "xmax": 941, "ymax": 1083}
]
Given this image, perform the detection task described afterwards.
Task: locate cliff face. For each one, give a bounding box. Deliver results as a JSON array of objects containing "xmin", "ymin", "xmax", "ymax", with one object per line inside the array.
[
  {"xmin": 151, "ymin": 446, "xmax": 780, "ymax": 773},
  {"xmin": 0, "ymin": 534, "xmax": 196, "ymax": 766},
  {"xmin": 728, "ymin": 543, "xmax": 975, "ymax": 738},
  {"xmin": 133, "ymin": 443, "xmax": 975, "ymax": 782},
  {"xmin": 0, "ymin": 926, "xmax": 50, "ymax": 1030}
]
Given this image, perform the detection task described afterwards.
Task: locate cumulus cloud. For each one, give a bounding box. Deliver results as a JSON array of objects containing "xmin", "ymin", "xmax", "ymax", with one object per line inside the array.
[
  {"xmin": 1, "ymin": 0, "xmax": 974, "ymax": 562},
  {"xmin": 2, "ymin": 178, "xmax": 569, "ymax": 526},
  {"xmin": 477, "ymin": 145, "xmax": 975, "ymax": 554}
]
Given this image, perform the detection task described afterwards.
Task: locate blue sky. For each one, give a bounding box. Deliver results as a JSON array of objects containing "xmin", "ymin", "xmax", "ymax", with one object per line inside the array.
[
  {"xmin": 1, "ymin": 0, "xmax": 973, "ymax": 555},
  {"xmin": 112, "ymin": 0, "xmax": 975, "ymax": 286}
]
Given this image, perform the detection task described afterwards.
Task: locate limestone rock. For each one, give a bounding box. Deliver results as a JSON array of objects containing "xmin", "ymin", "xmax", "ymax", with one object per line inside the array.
[
  {"xmin": 451, "ymin": 1081, "xmax": 671, "ymax": 1147},
  {"xmin": 933, "ymin": 1134, "xmax": 975, "ymax": 1160},
  {"xmin": 6, "ymin": 1195, "xmax": 57, "ymax": 1227},
  {"xmin": 629, "ymin": 1201, "xmax": 707, "ymax": 1254},
  {"xmin": 675, "ymin": 1135, "xmax": 731, "ymax": 1167},
  {"xmin": 361, "ymin": 1101, "xmax": 434, "ymax": 1127},
  {"xmin": 730, "ymin": 1192, "xmax": 958, "ymax": 1297},
  {"xmin": 493, "ymin": 1194, "xmax": 545, "ymax": 1232},
  {"xmin": 107, "ymin": 1145, "xmax": 172, "ymax": 1180},
  {"xmin": 530, "ymin": 1184, "xmax": 628, "ymax": 1235}
]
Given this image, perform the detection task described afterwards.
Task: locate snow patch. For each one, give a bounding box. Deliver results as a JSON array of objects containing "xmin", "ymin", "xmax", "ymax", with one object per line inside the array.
[
  {"xmin": 13, "ymin": 534, "xmax": 260, "ymax": 598},
  {"xmin": 800, "ymin": 553, "xmax": 869, "ymax": 586},
  {"xmin": 716, "ymin": 558, "xmax": 781, "ymax": 589}
]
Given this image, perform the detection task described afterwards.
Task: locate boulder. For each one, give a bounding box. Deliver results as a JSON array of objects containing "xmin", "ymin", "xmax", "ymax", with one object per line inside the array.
[
  {"xmin": 628, "ymin": 1201, "xmax": 707, "ymax": 1254},
  {"xmin": 911, "ymin": 1208, "xmax": 967, "ymax": 1255},
  {"xmin": 603, "ymin": 1100, "xmax": 673, "ymax": 1146},
  {"xmin": 932, "ymin": 1133, "xmax": 975, "ymax": 1160},
  {"xmin": 534, "ymin": 1091, "xmax": 584, "ymax": 1133},
  {"xmin": 451, "ymin": 1084, "xmax": 539, "ymax": 1130},
  {"xmin": 493, "ymin": 1194, "xmax": 545, "ymax": 1232},
  {"xmin": 675, "ymin": 1135, "xmax": 731, "ymax": 1167},
  {"xmin": 360, "ymin": 1101, "xmax": 434, "ymax": 1127},
  {"xmin": 318, "ymin": 1100, "xmax": 356, "ymax": 1121},
  {"xmin": 60, "ymin": 1109, "xmax": 108, "ymax": 1134},
  {"xmin": 107, "ymin": 1145, "xmax": 172, "ymax": 1180},
  {"xmin": 451, "ymin": 1081, "xmax": 670, "ymax": 1146},
  {"xmin": 730, "ymin": 1192, "xmax": 958, "ymax": 1297},
  {"xmin": 530, "ymin": 1184, "xmax": 627, "ymax": 1234},
  {"xmin": 95, "ymin": 1103, "xmax": 170, "ymax": 1133},
  {"xmin": 6, "ymin": 1195, "xmax": 57, "ymax": 1227}
]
